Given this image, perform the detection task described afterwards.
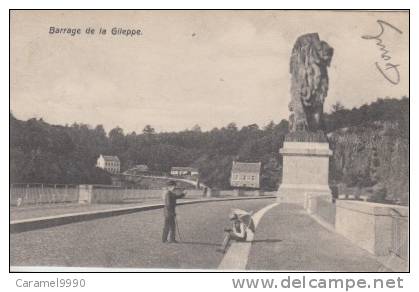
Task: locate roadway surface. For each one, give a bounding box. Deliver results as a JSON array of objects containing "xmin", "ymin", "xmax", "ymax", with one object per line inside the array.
[
  {"xmin": 11, "ymin": 199, "xmax": 273, "ymax": 269},
  {"xmin": 10, "ymin": 199, "xmax": 388, "ymax": 271},
  {"xmin": 247, "ymin": 203, "xmax": 388, "ymax": 271}
]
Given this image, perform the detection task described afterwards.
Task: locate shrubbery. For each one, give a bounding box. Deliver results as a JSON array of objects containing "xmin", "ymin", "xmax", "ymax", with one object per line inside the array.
[{"xmin": 10, "ymin": 97, "xmax": 409, "ymax": 196}]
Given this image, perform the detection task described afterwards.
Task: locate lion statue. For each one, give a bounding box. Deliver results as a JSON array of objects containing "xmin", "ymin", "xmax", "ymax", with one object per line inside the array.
[{"xmin": 288, "ymin": 33, "xmax": 334, "ymax": 132}]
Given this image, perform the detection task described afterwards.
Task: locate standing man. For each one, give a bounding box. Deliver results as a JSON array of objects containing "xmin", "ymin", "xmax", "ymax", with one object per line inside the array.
[{"xmin": 162, "ymin": 181, "xmax": 185, "ymax": 243}]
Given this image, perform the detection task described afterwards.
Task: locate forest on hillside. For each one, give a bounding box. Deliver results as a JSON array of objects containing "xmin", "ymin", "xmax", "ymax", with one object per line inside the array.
[{"xmin": 10, "ymin": 97, "xmax": 409, "ymax": 196}]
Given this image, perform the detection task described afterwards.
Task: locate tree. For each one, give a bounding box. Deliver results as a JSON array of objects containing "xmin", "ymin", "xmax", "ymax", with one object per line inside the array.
[
  {"xmin": 8, "ymin": 96, "xmax": 409, "ymax": 190},
  {"xmin": 143, "ymin": 125, "xmax": 155, "ymax": 135},
  {"xmin": 263, "ymin": 121, "xmax": 275, "ymax": 132},
  {"xmin": 108, "ymin": 126, "xmax": 126, "ymax": 155},
  {"xmin": 226, "ymin": 122, "xmax": 238, "ymax": 132},
  {"xmin": 331, "ymin": 101, "xmax": 345, "ymax": 113},
  {"xmin": 191, "ymin": 124, "xmax": 202, "ymax": 132},
  {"xmin": 109, "ymin": 126, "xmax": 124, "ymax": 139},
  {"xmin": 94, "ymin": 125, "xmax": 107, "ymax": 137}
]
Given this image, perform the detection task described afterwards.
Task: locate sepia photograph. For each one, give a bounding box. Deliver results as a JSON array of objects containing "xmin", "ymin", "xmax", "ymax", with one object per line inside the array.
[{"xmin": 9, "ymin": 10, "xmax": 409, "ymax": 272}]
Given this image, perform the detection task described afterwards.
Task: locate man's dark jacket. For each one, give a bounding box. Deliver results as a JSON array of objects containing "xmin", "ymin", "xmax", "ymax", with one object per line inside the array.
[{"xmin": 163, "ymin": 190, "xmax": 185, "ymax": 217}]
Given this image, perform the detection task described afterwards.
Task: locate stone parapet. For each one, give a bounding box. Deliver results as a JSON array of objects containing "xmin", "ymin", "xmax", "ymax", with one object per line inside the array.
[{"xmin": 335, "ymin": 200, "xmax": 408, "ymax": 258}]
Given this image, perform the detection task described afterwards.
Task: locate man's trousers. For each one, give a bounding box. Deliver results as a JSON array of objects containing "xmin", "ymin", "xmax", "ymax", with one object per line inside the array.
[{"xmin": 162, "ymin": 215, "xmax": 176, "ymax": 242}]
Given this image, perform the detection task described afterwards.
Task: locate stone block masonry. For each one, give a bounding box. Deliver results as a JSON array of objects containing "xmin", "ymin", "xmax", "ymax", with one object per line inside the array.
[{"xmin": 278, "ymin": 141, "xmax": 333, "ymax": 204}]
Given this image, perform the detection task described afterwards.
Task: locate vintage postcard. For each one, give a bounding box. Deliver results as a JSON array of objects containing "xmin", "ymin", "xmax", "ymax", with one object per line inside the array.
[{"xmin": 10, "ymin": 10, "xmax": 409, "ymax": 273}]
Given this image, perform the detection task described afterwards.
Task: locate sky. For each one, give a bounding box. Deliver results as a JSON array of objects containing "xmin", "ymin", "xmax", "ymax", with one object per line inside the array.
[{"xmin": 10, "ymin": 10, "xmax": 409, "ymax": 133}]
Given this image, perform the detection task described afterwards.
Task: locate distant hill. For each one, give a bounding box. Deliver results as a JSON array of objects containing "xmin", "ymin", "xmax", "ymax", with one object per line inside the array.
[
  {"xmin": 329, "ymin": 121, "xmax": 409, "ymax": 204},
  {"xmin": 326, "ymin": 97, "xmax": 409, "ymax": 204},
  {"xmin": 10, "ymin": 97, "xmax": 409, "ymax": 199}
]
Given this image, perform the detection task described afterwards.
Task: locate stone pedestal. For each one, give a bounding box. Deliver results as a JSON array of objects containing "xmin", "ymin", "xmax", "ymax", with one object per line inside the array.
[{"xmin": 277, "ymin": 142, "xmax": 333, "ymax": 204}]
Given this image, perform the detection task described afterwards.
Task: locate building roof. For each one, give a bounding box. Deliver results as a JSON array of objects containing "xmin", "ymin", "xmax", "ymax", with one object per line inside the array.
[
  {"xmin": 134, "ymin": 164, "xmax": 149, "ymax": 171},
  {"xmin": 122, "ymin": 164, "xmax": 148, "ymax": 175},
  {"xmin": 231, "ymin": 161, "xmax": 261, "ymax": 173},
  {"xmin": 171, "ymin": 167, "xmax": 198, "ymax": 172},
  {"xmin": 101, "ymin": 155, "xmax": 120, "ymax": 162}
]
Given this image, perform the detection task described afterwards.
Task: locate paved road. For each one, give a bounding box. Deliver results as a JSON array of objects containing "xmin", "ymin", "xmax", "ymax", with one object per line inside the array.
[
  {"xmin": 246, "ymin": 203, "xmax": 389, "ymax": 271},
  {"xmin": 11, "ymin": 200, "xmax": 390, "ymax": 271},
  {"xmin": 11, "ymin": 199, "xmax": 274, "ymax": 269}
]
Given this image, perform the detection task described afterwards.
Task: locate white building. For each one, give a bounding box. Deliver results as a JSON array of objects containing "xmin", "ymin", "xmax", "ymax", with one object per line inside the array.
[
  {"xmin": 96, "ymin": 155, "xmax": 121, "ymax": 174},
  {"xmin": 230, "ymin": 161, "xmax": 261, "ymax": 189},
  {"xmin": 170, "ymin": 167, "xmax": 199, "ymax": 177}
]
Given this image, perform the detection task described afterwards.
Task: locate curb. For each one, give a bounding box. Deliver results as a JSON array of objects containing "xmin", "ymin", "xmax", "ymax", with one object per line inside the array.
[{"xmin": 10, "ymin": 196, "xmax": 276, "ymax": 233}]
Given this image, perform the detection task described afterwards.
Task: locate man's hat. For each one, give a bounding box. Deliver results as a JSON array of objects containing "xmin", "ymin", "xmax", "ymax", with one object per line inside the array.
[
  {"xmin": 167, "ymin": 180, "xmax": 177, "ymax": 187},
  {"xmin": 229, "ymin": 213, "xmax": 238, "ymax": 220}
]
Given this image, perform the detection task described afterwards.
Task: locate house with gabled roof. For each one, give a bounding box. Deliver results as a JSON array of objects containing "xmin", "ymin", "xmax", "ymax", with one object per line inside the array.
[
  {"xmin": 230, "ymin": 161, "xmax": 261, "ymax": 189},
  {"xmin": 96, "ymin": 154, "xmax": 121, "ymax": 174}
]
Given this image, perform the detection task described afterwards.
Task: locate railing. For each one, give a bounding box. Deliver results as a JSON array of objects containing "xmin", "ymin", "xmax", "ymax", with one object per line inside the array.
[
  {"xmin": 10, "ymin": 183, "xmax": 79, "ymax": 206},
  {"xmin": 91, "ymin": 186, "xmax": 166, "ymax": 203},
  {"xmin": 390, "ymin": 210, "xmax": 409, "ymax": 260},
  {"xmin": 10, "ymin": 183, "xmax": 209, "ymax": 206},
  {"xmin": 11, "ymin": 183, "xmax": 271, "ymax": 207}
]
